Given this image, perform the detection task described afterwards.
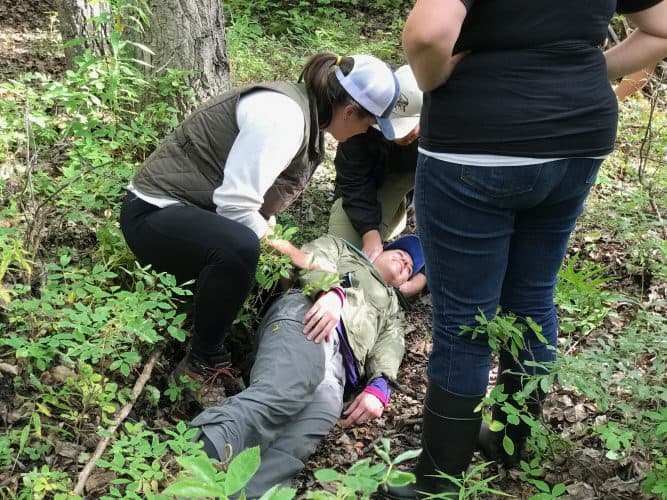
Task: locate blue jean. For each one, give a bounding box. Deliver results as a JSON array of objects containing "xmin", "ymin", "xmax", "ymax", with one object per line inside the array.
[{"xmin": 414, "ymin": 156, "xmax": 602, "ymax": 396}]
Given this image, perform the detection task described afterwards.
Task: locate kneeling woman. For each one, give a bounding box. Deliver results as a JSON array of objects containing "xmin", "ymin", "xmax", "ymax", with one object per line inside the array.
[{"xmin": 120, "ymin": 53, "xmax": 400, "ymax": 406}]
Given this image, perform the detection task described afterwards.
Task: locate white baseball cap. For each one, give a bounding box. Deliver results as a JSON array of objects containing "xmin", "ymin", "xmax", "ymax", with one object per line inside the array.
[
  {"xmin": 385, "ymin": 65, "xmax": 423, "ymax": 140},
  {"xmin": 335, "ymin": 55, "xmax": 400, "ymax": 140}
]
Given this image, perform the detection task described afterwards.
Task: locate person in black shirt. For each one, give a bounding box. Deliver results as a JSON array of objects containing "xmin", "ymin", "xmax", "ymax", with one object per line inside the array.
[
  {"xmin": 386, "ymin": 1, "xmax": 667, "ymax": 497},
  {"xmin": 329, "ymin": 65, "xmax": 426, "ymax": 297}
]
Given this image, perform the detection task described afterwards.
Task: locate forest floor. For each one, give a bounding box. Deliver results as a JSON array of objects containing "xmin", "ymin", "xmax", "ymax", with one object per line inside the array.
[{"xmin": 1, "ymin": 1, "xmax": 666, "ymax": 499}]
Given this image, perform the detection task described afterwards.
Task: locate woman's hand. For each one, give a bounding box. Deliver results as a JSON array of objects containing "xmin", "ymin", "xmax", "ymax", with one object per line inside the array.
[
  {"xmin": 342, "ymin": 392, "xmax": 385, "ymax": 426},
  {"xmin": 290, "ymin": 248, "xmax": 319, "ymax": 270},
  {"xmin": 303, "ymin": 291, "xmax": 343, "ymax": 343},
  {"xmin": 361, "ymin": 229, "xmax": 383, "ymax": 263},
  {"xmin": 266, "ymin": 237, "xmax": 326, "ymax": 271},
  {"xmin": 394, "ymin": 124, "xmax": 420, "ymax": 146}
]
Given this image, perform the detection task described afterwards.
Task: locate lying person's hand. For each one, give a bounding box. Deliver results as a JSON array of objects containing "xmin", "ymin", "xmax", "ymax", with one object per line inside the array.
[
  {"xmin": 398, "ymin": 272, "xmax": 427, "ymax": 298},
  {"xmin": 303, "ymin": 291, "xmax": 343, "ymax": 343},
  {"xmin": 341, "ymin": 392, "xmax": 384, "ymax": 426}
]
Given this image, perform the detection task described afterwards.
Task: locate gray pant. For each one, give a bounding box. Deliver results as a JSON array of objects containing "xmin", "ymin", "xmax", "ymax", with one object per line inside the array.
[{"xmin": 190, "ymin": 293, "xmax": 345, "ymax": 498}]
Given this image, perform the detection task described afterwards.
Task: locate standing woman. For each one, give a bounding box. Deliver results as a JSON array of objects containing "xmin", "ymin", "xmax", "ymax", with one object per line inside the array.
[
  {"xmin": 120, "ymin": 53, "xmax": 399, "ymax": 407},
  {"xmin": 390, "ymin": 0, "xmax": 667, "ymax": 496}
]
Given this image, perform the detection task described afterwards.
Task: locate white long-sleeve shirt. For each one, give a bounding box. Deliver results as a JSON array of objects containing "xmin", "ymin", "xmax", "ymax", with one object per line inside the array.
[{"xmin": 129, "ymin": 90, "xmax": 306, "ymax": 238}]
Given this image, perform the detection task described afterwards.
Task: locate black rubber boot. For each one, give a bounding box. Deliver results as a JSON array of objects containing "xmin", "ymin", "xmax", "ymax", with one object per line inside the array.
[
  {"xmin": 477, "ymin": 371, "xmax": 545, "ymax": 468},
  {"xmin": 384, "ymin": 380, "xmax": 483, "ymax": 499}
]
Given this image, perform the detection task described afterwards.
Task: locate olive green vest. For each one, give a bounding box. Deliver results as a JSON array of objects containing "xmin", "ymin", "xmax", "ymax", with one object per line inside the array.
[{"xmin": 132, "ymin": 82, "xmax": 324, "ymax": 218}]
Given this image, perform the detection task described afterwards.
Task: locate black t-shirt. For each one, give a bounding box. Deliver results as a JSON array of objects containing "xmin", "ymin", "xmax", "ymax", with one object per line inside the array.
[
  {"xmin": 334, "ymin": 127, "xmax": 418, "ymax": 236},
  {"xmin": 421, "ymin": 0, "xmax": 663, "ymax": 158}
]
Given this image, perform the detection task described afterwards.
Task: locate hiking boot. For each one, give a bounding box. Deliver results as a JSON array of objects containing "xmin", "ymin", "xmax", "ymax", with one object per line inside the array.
[{"xmin": 169, "ymin": 350, "xmax": 239, "ymax": 408}]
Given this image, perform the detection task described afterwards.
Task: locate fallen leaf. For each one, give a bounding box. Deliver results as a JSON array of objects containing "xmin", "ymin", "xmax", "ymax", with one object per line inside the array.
[
  {"xmin": 85, "ymin": 471, "xmax": 116, "ymax": 495},
  {"xmin": 563, "ymin": 403, "xmax": 588, "ymax": 423},
  {"xmin": 566, "ymin": 481, "xmax": 595, "ymax": 497},
  {"xmin": 0, "ymin": 363, "xmax": 18, "ymax": 376},
  {"xmin": 55, "ymin": 440, "xmax": 85, "ymax": 459},
  {"xmin": 51, "ymin": 365, "xmax": 77, "ymax": 383}
]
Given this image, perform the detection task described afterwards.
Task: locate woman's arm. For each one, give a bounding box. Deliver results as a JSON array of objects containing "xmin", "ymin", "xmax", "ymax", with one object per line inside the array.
[
  {"xmin": 334, "ymin": 133, "xmax": 383, "ymax": 244},
  {"xmin": 615, "ymin": 63, "xmax": 656, "ymax": 101},
  {"xmin": 402, "ymin": 0, "xmax": 469, "ymax": 92},
  {"xmin": 606, "ymin": 2, "xmax": 667, "ymax": 80}
]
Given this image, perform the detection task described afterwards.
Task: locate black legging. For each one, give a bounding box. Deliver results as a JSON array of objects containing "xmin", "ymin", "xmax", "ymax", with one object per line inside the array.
[{"xmin": 119, "ymin": 192, "xmax": 260, "ymax": 360}]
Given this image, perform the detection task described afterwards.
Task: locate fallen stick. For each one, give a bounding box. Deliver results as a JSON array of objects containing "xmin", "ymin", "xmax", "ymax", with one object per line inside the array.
[
  {"xmin": 388, "ymin": 379, "xmax": 424, "ymax": 402},
  {"xmin": 73, "ymin": 348, "xmax": 163, "ymax": 496}
]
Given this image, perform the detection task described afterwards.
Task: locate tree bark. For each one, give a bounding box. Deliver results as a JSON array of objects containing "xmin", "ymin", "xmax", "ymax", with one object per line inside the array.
[
  {"xmin": 57, "ymin": 0, "xmax": 112, "ymax": 67},
  {"xmin": 139, "ymin": 0, "xmax": 231, "ymax": 109}
]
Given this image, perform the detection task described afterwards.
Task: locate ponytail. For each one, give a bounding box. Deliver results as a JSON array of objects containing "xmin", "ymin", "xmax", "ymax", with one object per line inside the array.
[{"xmin": 300, "ymin": 52, "xmax": 372, "ymax": 128}]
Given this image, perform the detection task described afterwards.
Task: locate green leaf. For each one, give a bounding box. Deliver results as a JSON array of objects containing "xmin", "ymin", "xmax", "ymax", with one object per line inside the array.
[
  {"xmin": 552, "ymin": 483, "xmax": 566, "ymax": 497},
  {"xmin": 177, "ymin": 455, "xmax": 218, "ymax": 484},
  {"xmin": 342, "ymin": 474, "xmax": 379, "ymax": 492},
  {"xmin": 507, "ymin": 414, "xmax": 520, "ymax": 426},
  {"xmin": 314, "ymin": 468, "xmax": 340, "ymax": 482},
  {"xmin": 393, "ymin": 448, "xmax": 421, "ymax": 464},
  {"xmin": 532, "ymin": 479, "xmax": 550, "ymax": 493},
  {"xmin": 489, "ymin": 420, "xmax": 505, "ymax": 432},
  {"xmin": 387, "ymin": 471, "xmax": 415, "ymax": 487},
  {"xmin": 258, "ymin": 485, "xmax": 297, "ymax": 500},
  {"xmin": 348, "ymin": 458, "xmax": 372, "ymax": 473},
  {"xmin": 502, "ymin": 435, "xmax": 515, "ymax": 456},
  {"xmin": 656, "ymin": 422, "xmax": 667, "ymax": 437},
  {"xmin": 163, "ymin": 480, "xmax": 223, "ymax": 497},
  {"xmin": 225, "ymin": 446, "xmax": 261, "ymax": 496}
]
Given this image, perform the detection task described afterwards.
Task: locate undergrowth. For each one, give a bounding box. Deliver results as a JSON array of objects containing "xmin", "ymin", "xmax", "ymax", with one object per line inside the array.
[{"xmin": 0, "ymin": 1, "xmax": 665, "ymax": 498}]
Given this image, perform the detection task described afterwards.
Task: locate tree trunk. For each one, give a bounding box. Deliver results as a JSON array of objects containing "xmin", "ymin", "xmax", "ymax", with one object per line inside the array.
[
  {"xmin": 57, "ymin": 0, "xmax": 112, "ymax": 67},
  {"xmin": 139, "ymin": 0, "xmax": 231, "ymax": 109},
  {"xmin": 57, "ymin": 0, "xmax": 231, "ymax": 113}
]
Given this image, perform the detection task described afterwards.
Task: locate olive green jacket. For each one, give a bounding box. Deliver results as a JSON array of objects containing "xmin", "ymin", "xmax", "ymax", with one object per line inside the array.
[{"xmin": 299, "ymin": 235, "xmax": 405, "ymax": 382}]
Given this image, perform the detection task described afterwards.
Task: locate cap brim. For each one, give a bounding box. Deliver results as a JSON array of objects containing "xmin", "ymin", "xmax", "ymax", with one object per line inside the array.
[
  {"xmin": 375, "ymin": 116, "xmax": 395, "ymax": 141},
  {"xmin": 373, "ymin": 115, "xmax": 419, "ymax": 141},
  {"xmin": 389, "ymin": 116, "xmax": 420, "ymax": 141}
]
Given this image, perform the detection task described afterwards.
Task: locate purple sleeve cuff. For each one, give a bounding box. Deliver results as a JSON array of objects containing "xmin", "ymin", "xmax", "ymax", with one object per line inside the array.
[
  {"xmin": 319, "ymin": 286, "xmax": 345, "ymax": 307},
  {"xmin": 330, "ymin": 286, "xmax": 346, "ymax": 307},
  {"xmin": 363, "ymin": 377, "xmax": 391, "ymax": 407}
]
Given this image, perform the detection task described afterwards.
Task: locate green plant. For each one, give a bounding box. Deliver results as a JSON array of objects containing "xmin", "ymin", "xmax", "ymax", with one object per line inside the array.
[
  {"xmin": 163, "ymin": 445, "xmax": 295, "ymax": 499},
  {"xmin": 96, "ymin": 421, "xmax": 180, "ymax": 499},
  {"xmin": 423, "ymin": 461, "xmax": 511, "ymax": 499},
  {"xmin": 519, "ymin": 458, "xmax": 566, "ymax": 500},
  {"xmin": 19, "ymin": 465, "xmax": 73, "ymax": 500},
  {"xmin": 1, "ymin": 257, "xmax": 190, "ymax": 375},
  {"xmin": 555, "ymin": 254, "xmax": 621, "ymax": 336},
  {"xmin": 0, "ymin": 204, "xmax": 32, "ymax": 303},
  {"xmin": 596, "ymin": 421, "xmax": 635, "ymax": 460},
  {"xmin": 463, "ymin": 312, "xmax": 566, "ymax": 463},
  {"xmin": 643, "ymin": 457, "xmax": 667, "ymax": 497},
  {"xmin": 309, "ymin": 438, "xmax": 418, "ymax": 499}
]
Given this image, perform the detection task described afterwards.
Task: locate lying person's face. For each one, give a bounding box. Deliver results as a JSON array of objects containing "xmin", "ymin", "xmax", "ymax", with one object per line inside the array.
[{"xmin": 373, "ymin": 249, "xmax": 414, "ymax": 287}]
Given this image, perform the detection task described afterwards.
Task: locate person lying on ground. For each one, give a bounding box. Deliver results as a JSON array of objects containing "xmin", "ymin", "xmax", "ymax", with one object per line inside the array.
[{"xmin": 189, "ymin": 233, "xmax": 426, "ymax": 498}]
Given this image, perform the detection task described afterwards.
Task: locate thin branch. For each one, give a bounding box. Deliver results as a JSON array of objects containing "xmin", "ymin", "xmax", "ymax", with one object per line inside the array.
[
  {"xmin": 607, "ymin": 25, "xmax": 621, "ymax": 46},
  {"xmin": 388, "ymin": 379, "xmax": 424, "ymax": 402},
  {"xmin": 73, "ymin": 348, "xmax": 163, "ymax": 496}
]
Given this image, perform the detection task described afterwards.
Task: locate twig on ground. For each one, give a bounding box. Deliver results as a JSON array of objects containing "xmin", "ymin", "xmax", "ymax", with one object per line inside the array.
[
  {"xmin": 73, "ymin": 348, "xmax": 163, "ymax": 496},
  {"xmin": 396, "ymin": 417, "xmax": 422, "ymax": 428},
  {"xmin": 388, "ymin": 379, "xmax": 424, "ymax": 402}
]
